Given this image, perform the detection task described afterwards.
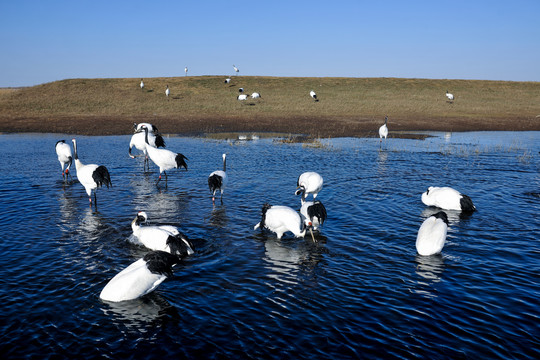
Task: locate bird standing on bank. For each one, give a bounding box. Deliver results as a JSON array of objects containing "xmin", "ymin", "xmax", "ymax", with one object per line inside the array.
[
  {"xmin": 233, "ymin": 64, "xmax": 239, "ymax": 75},
  {"xmin": 237, "ymin": 94, "xmax": 249, "ymax": 101},
  {"xmin": 55, "ymin": 140, "xmax": 73, "ymax": 183},
  {"xmin": 416, "ymin": 211, "xmax": 449, "ymax": 256},
  {"xmin": 208, "ymin": 154, "xmax": 228, "ymax": 204},
  {"xmin": 310, "ymin": 90, "xmax": 318, "ymax": 102},
  {"xmin": 185, "ymin": 67, "xmax": 188, "ymax": 76},
  {"xmin": 251, "ymin": 92, "xmax": 261, "ymax": 99},
  {"xmin": 99, "ymin": 250, "xmax": 181, "ymax": 302},
  {"xmin": 140, "ymin": 79, "xmax": 144, "ymax": 91},
  {"xmin": 165, "ymin": 85, "xmax": 170, "ymax": 99},
  {"xmin": 71, "ymin": 138, "xmax": 112, "ymax": 209},
  {"xmin": 446, "ymin": 90, "xmax": 454, "ymax": 102},
  {"xmin": 141, "ymin": 125, "xmax": 188, "ymax": 186}
]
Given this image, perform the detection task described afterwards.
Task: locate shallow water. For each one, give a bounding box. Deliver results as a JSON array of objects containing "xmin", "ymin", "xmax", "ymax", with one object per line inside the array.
[{"xmin": 0, "ymin": 131, "xmax": 538, "ymax": 359}]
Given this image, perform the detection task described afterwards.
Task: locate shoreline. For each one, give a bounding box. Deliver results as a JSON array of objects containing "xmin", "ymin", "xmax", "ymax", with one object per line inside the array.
[{"xmin": 1, "ymin": 114, "xmax": 538, "ymax": 138}]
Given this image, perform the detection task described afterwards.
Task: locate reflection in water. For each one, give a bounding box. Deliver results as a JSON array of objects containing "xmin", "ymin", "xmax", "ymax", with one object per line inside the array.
[
  {"xmin": 263, "ymin": 238, "xmax": 324, "ymax": 284},
  {"xmin": 207, "ymin": 205, "xmax": 228, "ymax": 228},
  {"xmin": 101, "ymin": 293, "xmax": 180, "ymax": 332},
  {"xmin": 129, "ymin": 175, "xmax": 191, "ymax": 221},
  {"xmin": 264, "ymin": 238, "xmax": 302, "ymax": 282},
  {"xmin": 444, "ymin": 132, "xmax": 452, "ymax": 142},
  {"xmin": 79, "ymin": 208, "xmax": 104, "ymax": 236},
  {"xmin": 57, "ymin": 187, "xmax": 79, "ymax": 232},
  {"xmin": 412, "ymin": 254, "xmax": 446, "ymax": 298}
]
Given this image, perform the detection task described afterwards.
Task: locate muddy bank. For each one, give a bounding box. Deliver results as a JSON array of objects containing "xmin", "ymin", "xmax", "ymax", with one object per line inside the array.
[{"xmin": 1, "ymin": 113, "xmax": 538, "ymax": 137}]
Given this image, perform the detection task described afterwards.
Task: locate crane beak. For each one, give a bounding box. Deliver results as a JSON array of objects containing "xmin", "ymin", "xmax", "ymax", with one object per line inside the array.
[{"xmin": 309, "ymin": 227, "xmax": 316, "ymax": 242}]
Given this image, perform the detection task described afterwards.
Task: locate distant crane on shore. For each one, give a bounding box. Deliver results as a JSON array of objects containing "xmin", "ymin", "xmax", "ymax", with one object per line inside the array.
[
  {"xmin": 185, "ymin": 67, "xmax": 188, "ymax": 76},
  {"xmin": 446, "ymin": 90, "xmax": 454, "ymax": 102},
  {"xmin": 233, "ymin": 64, "xmax": 239, "ymax": 75},
  {"xmin": 310, "ymin": 90, "xmax": 318, "ymax": 102},
  {"xmin": 140, "ymin": 79, "xmax": 144, "ymax": 91},
  {"xmin": 165, "ymin": 85, "xmax": 170, "ymax": 100}
]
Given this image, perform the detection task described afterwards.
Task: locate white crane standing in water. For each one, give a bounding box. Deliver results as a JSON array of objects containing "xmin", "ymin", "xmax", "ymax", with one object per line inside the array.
[
  {"xmin": 379, "ymin": 115, "xmax": 388, "ymax": 147},
  {"xmin": 55, "ymin": 140, "xmax": 73, "ymax": 183},
  {"xmin": 71, "ymin": 138, "xmax": 112, "ymax": 209}
]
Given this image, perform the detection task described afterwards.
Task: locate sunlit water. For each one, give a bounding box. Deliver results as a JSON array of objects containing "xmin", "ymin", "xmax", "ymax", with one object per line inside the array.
[{"xmin": 0, "ymin": 132, "xmax": 538, "ymax": 359}]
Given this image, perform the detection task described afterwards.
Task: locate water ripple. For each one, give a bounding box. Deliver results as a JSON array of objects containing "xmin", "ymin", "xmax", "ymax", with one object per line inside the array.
[{"xmin": 0, "ymin": 132, "xmax": 538, "ymax": 359}]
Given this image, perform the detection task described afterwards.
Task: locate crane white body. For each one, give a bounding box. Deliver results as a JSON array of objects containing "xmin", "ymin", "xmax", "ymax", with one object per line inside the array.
[
  {"xmin": 55, "ymin": 140, "xmax": 73, "ymax": 181},
  {"xmin": 379, "ymin": 116, "xmax": 388, "ymax": 142},
  {"xmin": 131, "ymin": 212, "xmax": 194, "ymax": 256},
  {"xmin": 71, "ymin": 139, "xmax": 112, "ymax": 207},
  {"xmin": 100, "ymin": 251, "xmax": 180, "ymax": 302},
  {"xmin": 254, "ymin": 204, "xmax": 306, "ymax": 239},
  {"xmin": 421, "ymin": 186, "xmax": 476, "ymax": 212},
  {"xmin": 141, "ymin": 126, "xmax": 187, "ymax": 185},
  {"xmin": 208, "ymin": 154, "xmax": 228, "ymax": 204},
  {"xmin": 296, "ymin": 171, "xmax": 323, "ymax": 201},
  {"xmin": 416, "ymin": 211, "xmax": 448, "ymax": 256}
]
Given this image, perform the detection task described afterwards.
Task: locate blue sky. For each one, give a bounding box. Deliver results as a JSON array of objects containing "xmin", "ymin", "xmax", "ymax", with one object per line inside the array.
[{"xmin": 1, "ymin": 0, "xmax": 539, "ymax": 87}]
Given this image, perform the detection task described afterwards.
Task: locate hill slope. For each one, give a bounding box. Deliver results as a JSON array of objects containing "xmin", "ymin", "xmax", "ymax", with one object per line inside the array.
[{"xmin": 0, "ymin": 76, "xmax": 539, "ymax": 136}]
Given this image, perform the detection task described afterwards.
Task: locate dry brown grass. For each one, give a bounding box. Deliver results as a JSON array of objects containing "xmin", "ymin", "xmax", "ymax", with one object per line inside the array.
[{"xmin": 0, "ymin": 76, "xmax": 539, "ymax": 136}]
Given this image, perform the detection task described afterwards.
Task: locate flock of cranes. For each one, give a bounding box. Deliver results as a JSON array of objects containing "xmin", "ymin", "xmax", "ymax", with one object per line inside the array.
[{"xmin": 54, "ymin": 72, "xmax": 463, "ymax": 302}]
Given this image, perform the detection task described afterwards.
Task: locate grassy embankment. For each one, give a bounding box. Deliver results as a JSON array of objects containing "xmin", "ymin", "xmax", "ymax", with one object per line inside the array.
[{"xmin": 0, "ymin": 76, "xmax": 539, "ymax": 136}]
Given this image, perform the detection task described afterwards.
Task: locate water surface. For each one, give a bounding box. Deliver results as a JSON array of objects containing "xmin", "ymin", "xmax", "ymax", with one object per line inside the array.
[{"xmin": 0, "ymin": 132, "xmax": 538, "ymax": 359}]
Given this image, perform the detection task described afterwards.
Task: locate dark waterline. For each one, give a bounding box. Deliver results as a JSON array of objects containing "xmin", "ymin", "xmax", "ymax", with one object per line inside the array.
[{"xmin": 0, "ymin": 132, "xmax": 538, "ymax": 359}]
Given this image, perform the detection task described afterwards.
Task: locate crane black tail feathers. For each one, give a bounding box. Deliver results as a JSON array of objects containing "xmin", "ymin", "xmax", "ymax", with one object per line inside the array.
[
  {"xmin": 166, "ymin": 234, "xmax": 194, "ymax": 257},
  {"xmin": 143, "ymin": 251, "xmax": 180, "ymax": 277},
  {"xmin": 307, "ymin": 200, "xmax": 327, "ymax": 225},
  {"xmin": 259, "ymin": 203, "xmax": 272, "ymax": 230},
  {"xmin": 175, "ymin": 154, "xmax": 188, "ymax": 170},
  {"xmin": 460, "ymin": 194, "xmax": 476, "ymax": 212},
  {"xmin": 155, "ymin": 134, "xmax": 166, "ymax": 148},
  {"xmin": 93, "ymin": 166, "xmax": 112, "ymax": 188},
  {"xmin": 208, "ymin": 174, "xmax": 223, "ymax": 193}
]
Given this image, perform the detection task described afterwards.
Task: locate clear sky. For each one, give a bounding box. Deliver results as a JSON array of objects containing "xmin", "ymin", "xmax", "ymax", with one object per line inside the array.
[{"xmin": 1, "ymin": 0, "xmax": 539, "ymax": 87}]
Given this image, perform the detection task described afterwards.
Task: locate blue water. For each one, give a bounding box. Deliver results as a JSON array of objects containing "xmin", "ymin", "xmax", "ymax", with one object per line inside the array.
[{"xmin": 0, "ymin": 132, "xmax": 538, "ymax": 359}]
